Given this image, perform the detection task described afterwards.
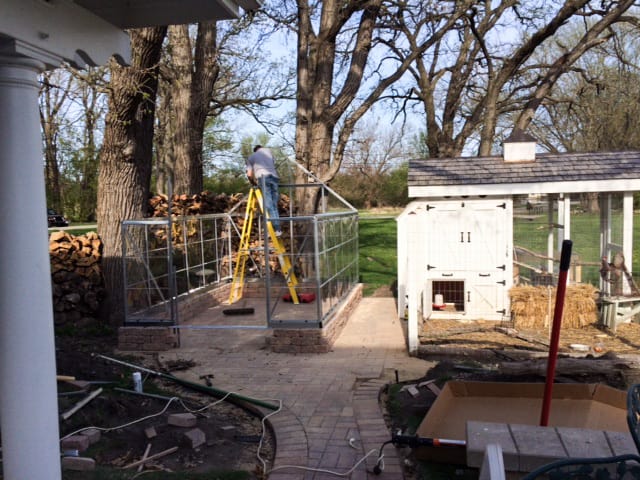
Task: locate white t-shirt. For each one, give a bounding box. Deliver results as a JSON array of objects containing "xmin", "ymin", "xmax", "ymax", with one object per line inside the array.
[{"xmin": 247, "ymin": 147, "xmax": 279, "ymax": 179}]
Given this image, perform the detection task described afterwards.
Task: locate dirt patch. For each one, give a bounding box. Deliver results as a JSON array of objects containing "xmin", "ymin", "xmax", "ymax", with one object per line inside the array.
[
  {"xmin": 420, "ymin": 318, "xmax": 640, "ymax": 357},
  {"xmin": 54, "ymin": 332, "xmax": 273, "ymax": 478}
]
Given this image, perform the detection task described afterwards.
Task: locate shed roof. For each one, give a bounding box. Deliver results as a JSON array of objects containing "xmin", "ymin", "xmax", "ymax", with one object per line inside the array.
[{"xmin": 408, "ymin": 150, "xmax": 640, "ymax": 198}]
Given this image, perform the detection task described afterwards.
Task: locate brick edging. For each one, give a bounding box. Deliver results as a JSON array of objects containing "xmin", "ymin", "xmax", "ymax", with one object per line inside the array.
[
  {"xmin": 267, "ymin": 284, "xmax": 363, "ymax": 353},
  {"xmin": 264, "ymin": 405, "xmax": 309, "ymax": 479}
]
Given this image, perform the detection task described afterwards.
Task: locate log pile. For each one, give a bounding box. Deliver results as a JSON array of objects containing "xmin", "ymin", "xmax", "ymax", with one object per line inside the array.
[
  {"xmin": 148, "ymin": 191, "xmax": 296, "ymax": 277},
  {"xmin": 147, "ymin": 192, "xmax": 244, "ymax": 217},
  {"xmin": 49, "ymin": 231, "xmax": 104, "ymax": 324}
]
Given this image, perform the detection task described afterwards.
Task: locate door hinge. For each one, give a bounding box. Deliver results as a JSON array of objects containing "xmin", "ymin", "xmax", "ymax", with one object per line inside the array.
[
  {"xmin": 497, "ymin": 264, "xmax": 506, "ymax": 270},
  {"xmin": 496, "ymin": 309, "xmax": 506, "ymax": 314},
  {"xmin": 497, "ymin": 203, "xmax": 506, "ymax": 209},
  {"xmin": 427, "ymin": 264, "xmax": 435, "ymax": 270},
  {"xmin": 496, "ymin": 280, "xmax": 506, "ymax": 286}
]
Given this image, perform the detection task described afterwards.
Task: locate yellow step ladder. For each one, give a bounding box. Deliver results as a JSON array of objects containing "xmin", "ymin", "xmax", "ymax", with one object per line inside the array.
[{"xmin": 229, "ymin": 187, "xmax": 299, "ymax": 304}]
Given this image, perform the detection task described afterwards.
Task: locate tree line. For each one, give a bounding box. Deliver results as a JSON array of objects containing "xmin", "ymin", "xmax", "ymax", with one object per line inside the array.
[{"xmin": 40, "ymin": 1, "xmax": 640, "ymax": 323}]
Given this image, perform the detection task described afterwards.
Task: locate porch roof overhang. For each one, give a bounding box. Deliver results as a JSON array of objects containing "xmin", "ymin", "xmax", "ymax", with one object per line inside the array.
[
  {"xmin": 408, "ymin": 150, "xmax": 640, "ymax": 198},
  {"xmin": 0, "ymin": 0, "xmax": 262, "ymax": 68},
  {"xmin": 74, "ymin": 0, "xmax": 262, "ymax": 29}
]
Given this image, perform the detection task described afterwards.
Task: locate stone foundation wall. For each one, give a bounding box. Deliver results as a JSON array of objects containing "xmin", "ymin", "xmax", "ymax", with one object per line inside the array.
[
  {"xmin": 176, "ymin": 283, "xmax": 231, "ymax": 320},
  {"xmin": 119, "ymin": 281, "xmax": 364, "ymax": 354},
  {"xmin": 267, "ymin": 284, "xmax": 363, "ymax": 353},
  {"xmin": 118, "ymin": 283, "xmax": 231, "ymax": 352},
  {"xmin": 117, "ymin": 326, "xmax": 179, "ymax": 351}
]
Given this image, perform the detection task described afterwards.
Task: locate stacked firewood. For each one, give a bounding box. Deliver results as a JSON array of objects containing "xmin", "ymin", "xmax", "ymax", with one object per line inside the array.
[
  {"xmin": 147, "ymin": 192, "xmax": 244, "ymax": 217},
  {"xmin": 49, "ymin": 231, "xmax": 104, "ymax": 324},
  {"xmin": 148, "ymin": 191, "xmax": 296, "ymax": 276}
]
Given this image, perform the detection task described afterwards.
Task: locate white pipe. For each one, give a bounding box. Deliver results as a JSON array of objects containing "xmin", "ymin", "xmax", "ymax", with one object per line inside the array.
[{"xmin": 0, "ymin": 56, "xmax": 62, "ymax": 479}]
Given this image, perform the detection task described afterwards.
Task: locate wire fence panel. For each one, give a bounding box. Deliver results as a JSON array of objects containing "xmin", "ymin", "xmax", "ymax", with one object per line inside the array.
[
  {"xmin": 122, "ymin": 215, "xmax": 234, "ymax": 325},
  {"xmin": 121, "ymin": 181, "xmax": 359, "ymax": 330}
]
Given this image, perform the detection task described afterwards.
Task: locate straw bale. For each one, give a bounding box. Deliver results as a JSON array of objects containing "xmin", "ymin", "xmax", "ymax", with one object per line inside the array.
[{"xmin": 509, "ymin": 284, "xmax": 598, "ymax": 329}]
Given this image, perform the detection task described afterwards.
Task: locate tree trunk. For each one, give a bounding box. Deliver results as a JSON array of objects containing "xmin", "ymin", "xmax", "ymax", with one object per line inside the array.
[
  {"xmin": 166, "ymin": 22, "xmax": 219, "ymax": 196},
  {"xmin": 169, "ymin": 24, "xmax": 194, "ymax": 195},
  {"xmin": 79, "ymin": 77, "xmax": 101, "ymax": 222},
  {"xmin": 190, "ymin": 22, "xmax": 219, "ymax": 195},
  {"xmin": 498, "ymin": 356, "xmax": 640, "ymax": 377},
  {"xmin": 97, "ymin": 26, "xmax": 167, "ymax": 324},
  {"xmin": 154, "ymin": 79, "xmax": 173, "ymax": 195},
  {"xmin": 294, "ymin": 0, "xmax": 382, "ymax": 212}
]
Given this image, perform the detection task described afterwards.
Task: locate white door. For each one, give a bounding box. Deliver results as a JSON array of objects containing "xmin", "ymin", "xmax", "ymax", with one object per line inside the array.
[
  {"xmin": 467, "ymin": 203, "xmax": 507, "ymax": 318},
  {"xmin": 424, "ymin": 199, "xmax": 510, "ymax": 319}
]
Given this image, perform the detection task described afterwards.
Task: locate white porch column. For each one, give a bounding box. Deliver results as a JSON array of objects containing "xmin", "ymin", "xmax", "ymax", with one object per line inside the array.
[
  {"xmin": 547, "ymin": 196, "xmax": 555, "ymax": 273},
  {"xmin": 562, "ymin": 195, "xmax": 570, "ymax": 242},
  {"xmin": 0, "ymin": 56, "xmax": 61, "ymax": 479},
  {"xmin": 556, "ymin": 194, "xmax": 565, "ymax": 253},
  {"xmin": 623, "ymin": 192, "xmax": 634, "ymax": 294}
]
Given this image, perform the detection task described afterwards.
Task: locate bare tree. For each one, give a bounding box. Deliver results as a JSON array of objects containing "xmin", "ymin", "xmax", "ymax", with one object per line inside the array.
[
  {"xmin": 389, "ymin": 0, "xmax": 636, "ymax": 158},
  {"xmin": 97, "ymin": 26, "xmax": 167, "ymax": 323},
  {"xmin": 529, "ymin": 22, "xmax": 640, "ymax": 212},
  {"xmin": 156, "ymin": 19, "xmax": 295, "ymax": 195},
  {"xmin": 337, "ymin": 121, "xmax": 408, "ymax": 208},
  {"xmin": 268, "ymin": 0, "xmax": 471, "ymax": 212},
  {"xmin": 532, "ymin": 22, "xmax": 640, "ymax": 153},
  {"xmin": 40, "ymin": 67, "xmax": 108, "ymax": 222}
]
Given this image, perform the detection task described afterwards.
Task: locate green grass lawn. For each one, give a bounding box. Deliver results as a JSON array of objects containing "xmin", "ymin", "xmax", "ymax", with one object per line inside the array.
[{"xmin": 358, "ymin": 217, "xmax": 398, "ymax": 296}]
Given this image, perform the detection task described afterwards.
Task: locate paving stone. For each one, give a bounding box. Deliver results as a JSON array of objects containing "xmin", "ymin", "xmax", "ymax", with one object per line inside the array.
[
  {"xmin": 60, "ymin": 434, "xmax": 91, "ymax": 452},
  {"xmin": 557, "ymin": 427, "xmax": 612, "ymax": 459},
  {"xmin": 605, "ymin": 430, "xmax": 638, "ymax": 456},
  {"xmin": 80, "ymin": 428, "xmax": 101, "ymax": 445},
  {"xmin": 61, "ymin": 457, "xmax": 96, "ymax": 471},
  {"xmin": 466, "ymin": 421, "xmax": 518, "ymax": 472},
  {"xmin": 167, "ymin": 412, "xmax": 197, "ymax": 427},
  {"xmin": 510, "ymin": 423, "xmax": 567, "ymax": 472},
  {"xmin": 183, "ymin": 428, "xmax": 207, "ymax": 449}
]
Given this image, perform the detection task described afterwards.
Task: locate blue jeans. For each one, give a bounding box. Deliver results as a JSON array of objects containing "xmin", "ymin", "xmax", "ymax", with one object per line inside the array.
[{"xmin": 259, "ymin": 175, "xmax": 280, "ymax": 231}]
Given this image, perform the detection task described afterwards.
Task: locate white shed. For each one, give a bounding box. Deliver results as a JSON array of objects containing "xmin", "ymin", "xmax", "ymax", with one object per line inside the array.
[{"xmin": 397, "ymin": 135, "xmax": 640, "ymax": 353}]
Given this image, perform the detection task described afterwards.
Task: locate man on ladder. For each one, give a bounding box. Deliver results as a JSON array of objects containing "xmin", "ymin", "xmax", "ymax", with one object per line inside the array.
[
  {"xmin": 246, "ymin": 145, "xmax": 281, "ymax": 236},
  {"xmin": 228, "ymin": 145, "xmax": 299, "ymax": 305}
]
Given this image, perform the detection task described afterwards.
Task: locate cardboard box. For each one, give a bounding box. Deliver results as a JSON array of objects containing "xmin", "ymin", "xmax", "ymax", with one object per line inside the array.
[{"xmin": 415, "ymin": 380, "xmax": 628, "ymax": 464}]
